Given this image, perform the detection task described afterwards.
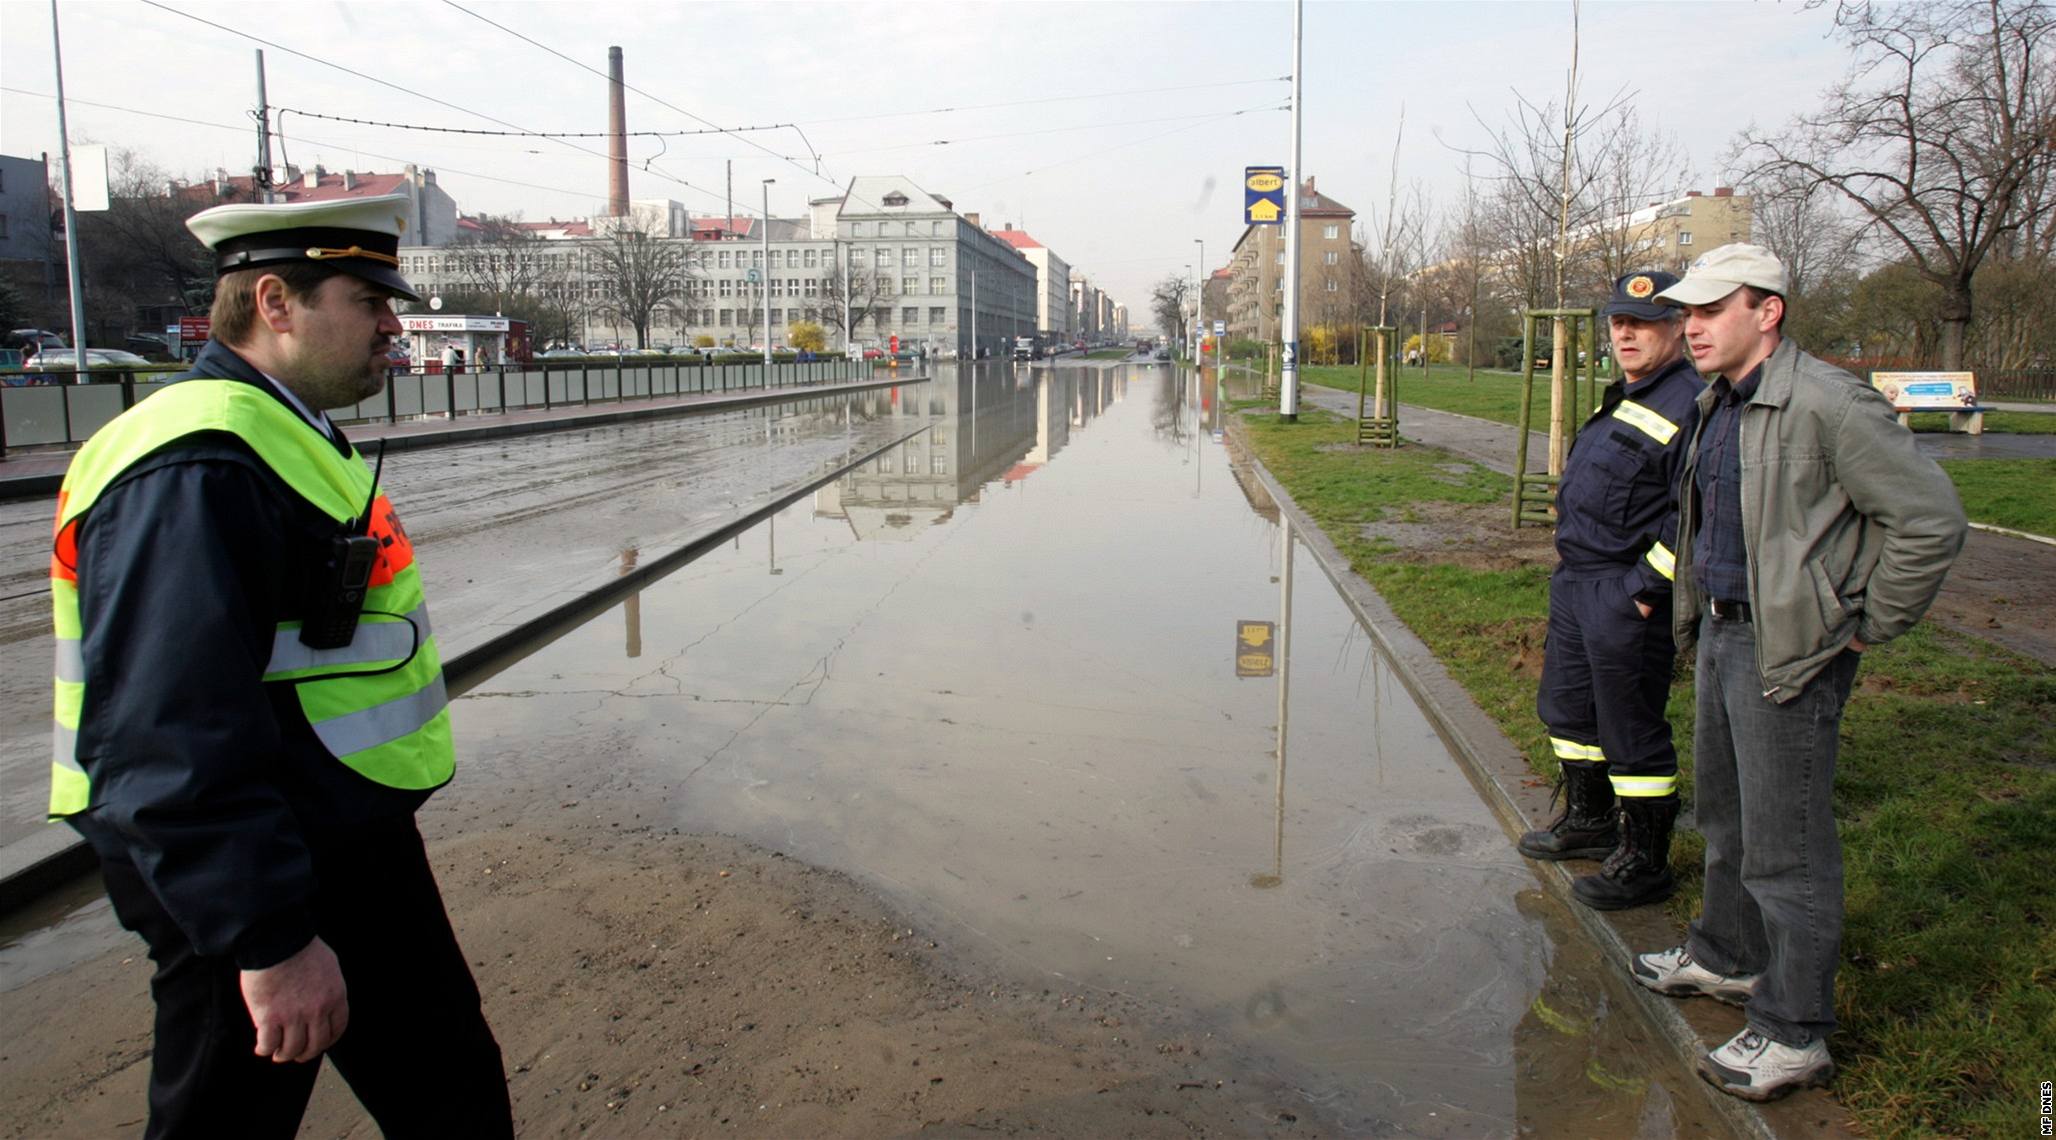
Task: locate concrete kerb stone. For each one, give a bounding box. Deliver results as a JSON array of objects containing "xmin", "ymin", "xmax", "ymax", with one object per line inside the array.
[
  {"xmin": 1225, "ymin": 420, "xmax": 1807, "ymax": 1140},
  {"xmin": 0, "ymin": 377, "xmax": 932, "ymax": 913},
  {"xmin": 0, "ymin": 374, "xmax": 928, "ymax": 502}
]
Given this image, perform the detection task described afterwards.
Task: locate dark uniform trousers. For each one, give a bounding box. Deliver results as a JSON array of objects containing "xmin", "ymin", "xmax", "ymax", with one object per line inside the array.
[
  {"xmin": 96, "ymin": 816, "xmax": 513, "ymax": 1140},
  {"xmin": 1537, "ymin": 566, "xmax": 1677, "ymax": 787}
]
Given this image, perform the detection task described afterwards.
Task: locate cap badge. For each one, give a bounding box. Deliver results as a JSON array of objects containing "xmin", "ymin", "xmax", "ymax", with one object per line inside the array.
[{"xmin": 1626, "ymin": 275, "xmax": 1654, "ymax": 299}]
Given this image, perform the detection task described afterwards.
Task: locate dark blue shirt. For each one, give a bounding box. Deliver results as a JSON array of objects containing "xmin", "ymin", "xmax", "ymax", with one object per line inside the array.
[
  {"xmin": 1692, "ymin": 364, "xmax": 1761, "ymax": 602},
  {"xmin": 1553, "ymin": 355, "xmax": 1701, "ymax": 600}
]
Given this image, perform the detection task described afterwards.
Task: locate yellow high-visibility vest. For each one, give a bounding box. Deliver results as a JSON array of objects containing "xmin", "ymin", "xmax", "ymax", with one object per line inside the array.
[{"xmin": 49, "ymin": 380, "xmax": 452, "ymax": 818}]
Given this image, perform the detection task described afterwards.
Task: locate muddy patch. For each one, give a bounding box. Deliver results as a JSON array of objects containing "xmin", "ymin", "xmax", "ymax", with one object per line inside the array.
[{"xmin": 1360, "ymin": 499, "xmax": 1559, "ymax": 573}]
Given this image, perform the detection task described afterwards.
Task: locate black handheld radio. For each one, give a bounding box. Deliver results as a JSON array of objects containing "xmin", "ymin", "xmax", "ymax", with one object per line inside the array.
[{"xmin": 300, "ymin": 443, "xmax": 385, "ymax": 650}]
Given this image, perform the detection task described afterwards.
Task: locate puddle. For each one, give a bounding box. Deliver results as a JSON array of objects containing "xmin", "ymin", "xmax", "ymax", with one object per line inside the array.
[{"xmin": 452, "ymin": 363, "xmax": 1727, "ymax": 1136}]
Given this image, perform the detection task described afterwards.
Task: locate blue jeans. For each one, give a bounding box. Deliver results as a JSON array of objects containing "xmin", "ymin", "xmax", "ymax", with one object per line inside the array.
[{"xmin": 1686, "ymin": 612, "xmax": 1861, "ymax": 1047}]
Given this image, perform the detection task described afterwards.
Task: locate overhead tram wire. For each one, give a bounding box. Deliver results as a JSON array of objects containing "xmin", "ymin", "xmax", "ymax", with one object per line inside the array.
[
  {"xmin": 963, "ymin": 102, "xmax": 1290, "ymax": 192},
  {"xmin": 136, "ymin": 0, "xmax": 740, "ymax": 212},
  {"xmin": 270, "ymin": 107, "xmax": 796, "ymax": 141},
  {"xmin": 792, "ymin": 76, "xmax": 1292, "ymax": 126},
  {"xmin": 0, "ymin": 85, "xmax": 655, "ymax": 209}
]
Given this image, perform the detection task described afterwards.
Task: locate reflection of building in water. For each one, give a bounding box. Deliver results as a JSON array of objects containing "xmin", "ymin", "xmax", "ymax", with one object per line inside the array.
[{"xmin": 815, "ymin": 370, "xmax": 1106, "ymax": 540}]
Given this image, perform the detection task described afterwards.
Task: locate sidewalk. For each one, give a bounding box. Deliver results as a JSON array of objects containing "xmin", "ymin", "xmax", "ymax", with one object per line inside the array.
[{"xmin": 0, "ymin": 372, "xmax": 925, "ymax": 500}]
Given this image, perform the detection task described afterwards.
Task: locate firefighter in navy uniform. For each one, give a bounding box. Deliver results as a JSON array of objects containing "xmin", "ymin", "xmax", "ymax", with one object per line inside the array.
[
  {"xmin": 1519, "ymin": 270, "xmax": 1700, "ymax": 911},
  {"xmin": 47, "ymin": 194, "xmax": 512, "ymax": 1138}
]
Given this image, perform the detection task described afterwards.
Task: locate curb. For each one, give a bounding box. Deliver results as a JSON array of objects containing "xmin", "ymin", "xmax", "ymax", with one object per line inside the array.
[{"xmin": 1224, "ymin": 420, "xmax": 1812, "ymax": 1140}]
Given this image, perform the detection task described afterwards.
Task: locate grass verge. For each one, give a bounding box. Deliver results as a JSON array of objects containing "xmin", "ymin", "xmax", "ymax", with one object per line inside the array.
[
  {"xmin": 1232, "ymin": 409, "xmax": 2055, "ymax": 1138},
  {"xmin": 1940, "ymin": 458, "xmax": 2056, "ymax": 536}
]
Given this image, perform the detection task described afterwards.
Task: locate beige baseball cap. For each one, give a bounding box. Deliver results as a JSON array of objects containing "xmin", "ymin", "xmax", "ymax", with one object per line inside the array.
[{"xmin": 1655, "ymin": 243, "xmax": 1789, "ymax": 306}]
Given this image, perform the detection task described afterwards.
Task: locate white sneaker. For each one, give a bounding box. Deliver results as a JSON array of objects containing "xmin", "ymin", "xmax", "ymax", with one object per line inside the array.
[
  {"xmin": 1630, "ymin": 945, "xmax": 1758, "ymax": 1006},
  {"xmin": 1696, "ymin": 1028, "xmax": 1834, "ymax": 1101}
]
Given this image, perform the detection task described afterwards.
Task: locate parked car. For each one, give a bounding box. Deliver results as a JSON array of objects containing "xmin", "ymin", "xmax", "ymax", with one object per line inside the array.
[
  {"xmin": 25, "ymin": 348, "xmax": 155, "ymax": 371},
  {"xmin": 5, "ymin": 328, "xmax": 68, "ymax": 354}
]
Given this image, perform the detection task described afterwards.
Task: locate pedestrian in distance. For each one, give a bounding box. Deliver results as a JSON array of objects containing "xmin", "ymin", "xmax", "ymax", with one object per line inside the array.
[
  {"xmin": 47, "ymin": 192, "xmax": 513, "ymax": 1138},
  {"xmin": 441, "ymin": 339, "xmax": 457, "ymax": 375},
  {"xmin": 1521, "ymin": 271, "xmax": 1700, "ymax": 913},
  {"xmin": 1630, "ymin": 243, "xmax": 1966, "ymax": 1102}
]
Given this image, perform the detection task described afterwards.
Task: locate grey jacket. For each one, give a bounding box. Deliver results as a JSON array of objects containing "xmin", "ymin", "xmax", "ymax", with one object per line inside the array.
[{"xmin": 1672, "ymin": 338, "xmax": 1967, "ymax": 703}]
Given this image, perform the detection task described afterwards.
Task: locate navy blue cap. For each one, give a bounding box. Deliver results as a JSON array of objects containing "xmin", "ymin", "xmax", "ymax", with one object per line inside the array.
[{"xmin": 1602, "ymin": 271, "xmax": 1680, "ymax": 321}]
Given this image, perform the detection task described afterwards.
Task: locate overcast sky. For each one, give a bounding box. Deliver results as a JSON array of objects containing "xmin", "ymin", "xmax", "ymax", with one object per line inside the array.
[{"xmin": 2, "ymin": 0, "xmax": 1852, "ymax": 310}]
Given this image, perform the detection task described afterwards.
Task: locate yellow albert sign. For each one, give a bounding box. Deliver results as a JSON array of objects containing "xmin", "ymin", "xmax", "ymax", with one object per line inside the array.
[
  {"xmin": 1236, "ymin": 620, "xmax": 1276, "ymax": 678},
  {"xmin": 1244, "ymin": 165, "xmax": 1286, "ymax": 227}
]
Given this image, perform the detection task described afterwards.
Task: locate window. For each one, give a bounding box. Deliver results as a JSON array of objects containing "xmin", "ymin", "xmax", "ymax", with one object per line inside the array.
[
  {"xmin": 851, "ymin": 222, "xmax": 865, "ymax": 237},
  {"xmin": 876, "ymin": 247, "xmax": 890, "ymax": 267},
  {"xmin": 1324, "ymin": 251, "xmax": 1339, "ymax": 265},
  {"xmin": 903, "ymin": 248, "xmax": 920, "ymax": 267},
  {"xmin": 718, "ymin": 279, "xmax": 733, "ymax": 298},
  {"xmin": 883, "ymin": 191, "xmax": 910, "ymax": 207},
  {"xmin": 1276, "ymin": 252, "xmax": 1285, "ymax": 265},
  {"xmin": 719, "ymin": 309, "xmax": 733, "ymax": 325},
  {"xmin": 770, "ymin": 309, "xmax": 783, "ymax": 324},
  {"xmin": 930, "ymin": 306, "xmax": 947, "ymax": 324},
  {"xmin": 931, "ymin": 454, "xmax": 948, "ymax": 474},
  {"xmin": 877, "ymin": 453, "xmax": 893, "ymax": 473},
  {"xmin": 931, "ymin": 220, "xmax": 944, "ymax": 236},
  {"xmin": 905, "ymin": 221, "xmax": 918, "ymax": 236},
  {"xmin": 931, "ymin": 276, "xmax": 947, "ymax": 295},
  {"xmin": 717, "ymin": 249, "xmax": 730, "ymax": 269},
  {"xmin": 768, "ymin": 249, "xmax": 781, "ymax": 269},
  {"xmin": 929, "ymin": 247, "xmax": 946, "ymax": 267},
  {"xmin": 1325, "ymin": 280, "xmax": 1339, "ymax": 292},
  {"xmin": 850, "ymin": 249, "xmax": 867, "ymax": 268},
  {"xmin": 1323, "ymin": 224, "xmax": 1340, "ymax": 239},
  {"xmin": 804, "ymin": 278, "xmax": 818, "ymax": 296},
  {"xmin": 903, "ymin": 277, "xmax": 918, "ymax": 295},
  {"xmin": 752, "ymin": 250, "xmax": 763, "ymax": 268},
  {"xmin": 1677, "ymin": 231, "xmax": 1694, "ymax": 246},
  {"xmin": 804, "ymin": 248, "xmax": 817, "ymax": 268},
  {"xmin": 903, "ymin": 306, "xmax": 920, "ymax": 325}
]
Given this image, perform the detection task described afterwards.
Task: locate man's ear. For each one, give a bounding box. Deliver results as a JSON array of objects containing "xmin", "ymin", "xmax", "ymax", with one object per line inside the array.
[
  {"xmin": 254, "ymin": 273, "xmax": 296, "ymax": 335},
  {"xmin": 1759, "ymin": 294, "xmax": 1784, "ymax": 333}
]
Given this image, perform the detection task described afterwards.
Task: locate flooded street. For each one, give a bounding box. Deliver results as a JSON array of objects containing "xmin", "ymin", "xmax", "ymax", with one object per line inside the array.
[{"xmin": 447, "ymin": 360, "xmax": 1721, "ymax": 1136}]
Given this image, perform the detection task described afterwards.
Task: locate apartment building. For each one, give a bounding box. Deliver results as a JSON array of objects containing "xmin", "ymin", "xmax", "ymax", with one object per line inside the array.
[{"xmin": 1223, "ymin": 176, "xmax": 1359, "ymax": 343}]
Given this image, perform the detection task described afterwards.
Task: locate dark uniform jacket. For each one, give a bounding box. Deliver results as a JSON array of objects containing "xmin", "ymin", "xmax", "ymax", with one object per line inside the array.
[
  {"xmin": 1553, "ymin": 355, "xmax": 1702, "ymax": 603},
  {"xmin": 65, "ymin": 341, "xmax": 431, "ymax": 969}
]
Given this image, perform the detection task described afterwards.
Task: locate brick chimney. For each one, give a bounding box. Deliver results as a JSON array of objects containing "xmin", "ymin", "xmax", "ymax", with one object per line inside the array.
[
  {"xmin": 965, "ymin": 212, "xmax": 981, "ymax": 227},
  {"xmin": 1713, "ymin": 186, "xmax": 1734, "ymax": 197},
  {"xmin": 1687, "ymin": 189, "xmax": 1703, "ymax": 197}
]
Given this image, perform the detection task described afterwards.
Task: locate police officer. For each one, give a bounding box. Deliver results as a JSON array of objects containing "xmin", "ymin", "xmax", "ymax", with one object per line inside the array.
[
  {"xmin": 1519, "ymin": 270, "xmax": 1699, "ymax": 911},
  {"xmin": 48, "ymin": 193, "xmax": 512, "ymax": 1137}
]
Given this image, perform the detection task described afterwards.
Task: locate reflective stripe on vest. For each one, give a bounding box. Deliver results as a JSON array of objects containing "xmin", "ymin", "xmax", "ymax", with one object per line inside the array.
[
  {"xmin": 1644, "ymin": 540, "xmax": 1677, "ymax": 581},
  {"xmin": 1611, "ymin": 399, "xmax": 1680, "ymax": 446},
  {"xmin": 48, "ymin": 381, "xmax": 454, "ymax": 819},
  {"xmin": 1550, "ymin": 736, "xmax": 1606, "ymax": 762}
]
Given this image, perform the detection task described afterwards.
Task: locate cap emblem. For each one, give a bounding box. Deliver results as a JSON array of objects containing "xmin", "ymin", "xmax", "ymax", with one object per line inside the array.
[{"xmin": 1626, "ymin": 275, "xmax": 1655, "ymax": 299}]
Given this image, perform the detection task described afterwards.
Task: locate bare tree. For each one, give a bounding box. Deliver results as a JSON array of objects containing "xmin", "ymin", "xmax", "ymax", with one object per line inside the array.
[
  {"xmin": 1581, "ymin": 108, "xmax": 1693, "ymax": 292},
  {"xmin": 590, "ymin": 208, "xmax": 692, "ymax": 349},
  {"xmin": 1150, "ymin": 273, "xmax": 1192, "ymax": 347},
  {"xmin": 817, "ymin": 270, "xmax": 880, "ymax": 345},
  {"xmin": 448, "ymin": 214, "xmax": 552, "ymax": 314},
  {"xmin": 1734, "ymin": 0, "xmax": 2056, "ymax": 368}
]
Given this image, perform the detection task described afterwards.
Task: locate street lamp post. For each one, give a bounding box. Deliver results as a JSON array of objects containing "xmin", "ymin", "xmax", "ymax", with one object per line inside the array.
[
  {"xmin": 1193, "ymin": 238, "xmax": 1205, "ymax": 370},
  {"xmin": 761, "ymin": 178, "xmax": 775, "ymax": 371}
]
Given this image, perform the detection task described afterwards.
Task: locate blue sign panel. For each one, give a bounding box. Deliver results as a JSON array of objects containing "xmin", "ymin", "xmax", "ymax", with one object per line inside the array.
[{"xmin": 1244, "ymin": 166, "xmax": 1286, "ymax": 226}]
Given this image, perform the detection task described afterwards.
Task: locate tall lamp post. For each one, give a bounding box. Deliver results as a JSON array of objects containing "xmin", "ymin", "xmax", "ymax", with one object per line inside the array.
[
  {"xmin": 1193, "ymin": 238, "xmax": 1206, "ymax": 369},
  {"xmin": 761, "ymin": 178, "xmax": 775, "ymax": 370}
]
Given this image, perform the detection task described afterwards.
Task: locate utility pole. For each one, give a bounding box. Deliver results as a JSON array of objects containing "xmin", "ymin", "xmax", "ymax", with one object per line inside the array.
[
  {"xmin": 970, "ymin": 269, "xmax": 978, "ymax": 362},
  {"xmin": 254, "ymin": 50, "xmax": 274, "ymax": 204},
  {"xmin": 50, "ymin": 0, "xmax": 88, "ymax": 371},
  {"xmin": 1279, "ymin": 0, "xmax": 1305, "ymax": 421},
  {"xmin": 761, "ymin": 178, "xmax": 774, "ymax": 370},
  {"xmin": 726, "ymin": 161, "xmax": 733, "ymax": 239},
  {"xmin": 1193, "ymin": 238, "xmax": 1205, "ymax": 372}
]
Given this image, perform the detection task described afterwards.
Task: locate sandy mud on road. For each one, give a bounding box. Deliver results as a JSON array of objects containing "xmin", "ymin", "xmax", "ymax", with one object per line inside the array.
[{"xmin": 1, "ymin": 788, "xmax": 1324, "ymax": 1140}]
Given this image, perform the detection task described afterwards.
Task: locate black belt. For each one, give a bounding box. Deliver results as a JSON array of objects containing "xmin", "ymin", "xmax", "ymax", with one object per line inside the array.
[{"xmin": 1709, "ymin": 598, "xmax": 1752, "ymax": 622}]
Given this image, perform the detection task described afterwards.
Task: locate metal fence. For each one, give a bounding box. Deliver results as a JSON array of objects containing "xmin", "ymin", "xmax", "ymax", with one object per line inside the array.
[{"xmin": 1, "ymin": 357, "xmax": 879, "ymax": 456}]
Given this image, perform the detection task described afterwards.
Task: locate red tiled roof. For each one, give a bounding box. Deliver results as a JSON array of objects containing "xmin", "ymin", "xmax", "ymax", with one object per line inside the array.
[
  {"xmin": 989, "ymin": 229, "xmax": 1043, "ymax": 250},
  {"xmin": 214, "ymin": 171, "xmax": 410, "ymax": 203},
  {"xmin": 690, "ymin": 216, "xmax": 756, "ymax": 239}
]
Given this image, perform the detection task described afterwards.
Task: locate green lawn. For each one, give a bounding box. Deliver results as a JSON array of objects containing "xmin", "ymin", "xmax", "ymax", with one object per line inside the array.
[
  {"xmin": 1940, "ymin": 458, "xmax": 2056, "ymax": 536},
  {"xmin": 1232, "ymin": 409, "xmax": 2055, "ymax": 1139}
]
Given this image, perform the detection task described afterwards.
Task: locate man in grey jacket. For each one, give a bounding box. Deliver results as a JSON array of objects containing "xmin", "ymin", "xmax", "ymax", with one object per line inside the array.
[{"xmin": 1627, "ymin": 244, "xmax": 1966, "ymax": 1101}]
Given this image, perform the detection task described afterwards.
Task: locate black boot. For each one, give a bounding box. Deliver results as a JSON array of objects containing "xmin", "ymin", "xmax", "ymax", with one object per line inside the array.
[
  {"xmin": 1517, "ymin": 760, "xmax": 1616, "ymax": 861},
  {"xmin": 1573, "ymin": 795, "xmax": 1679, "ymax": 910}
]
